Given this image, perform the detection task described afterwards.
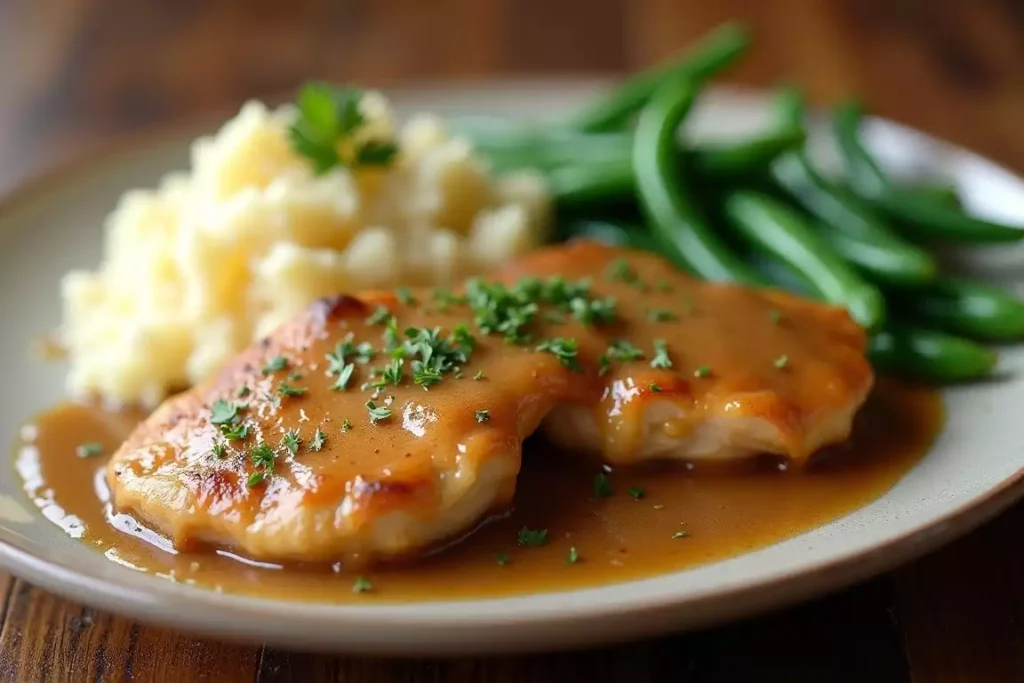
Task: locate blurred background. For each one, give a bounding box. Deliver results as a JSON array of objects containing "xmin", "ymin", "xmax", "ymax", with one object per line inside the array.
[{"xmin": 1, "ymin": 0, "xmax": 1022, "ymax": 192}]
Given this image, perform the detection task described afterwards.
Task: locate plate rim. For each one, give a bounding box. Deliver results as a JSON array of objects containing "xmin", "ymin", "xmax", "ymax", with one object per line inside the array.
[{"xmin": 2, "ymin": 81, "xmax": 1024, "ymax": 654}]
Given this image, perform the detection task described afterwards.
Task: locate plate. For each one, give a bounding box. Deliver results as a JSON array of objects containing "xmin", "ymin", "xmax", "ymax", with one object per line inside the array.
[{"xmin": 1, "ymin": 82, "xmax": 1023, "ymax": 655}]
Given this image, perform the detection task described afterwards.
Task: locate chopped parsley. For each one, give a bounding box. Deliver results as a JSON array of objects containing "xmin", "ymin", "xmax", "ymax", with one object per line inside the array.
[
  {"xmin": 475, "ymin": 409, "xmax": 491, "ymax": 423},
  {"xmin": 516, "ymin": 527, "xmax": 549, "ymax": 548},
  {"xmin": 694, "ymin": 365, "xmax": 712, "ymax": 378},
  {"xmin": 288, "ymin": 83, "xmax": 397, "ymax": 174},
  {"xmin": 628, "ymin": 486, "xmax": 646, "ymax": 500},
  {"xmin": 277, "ymin": 381, "xmax": 307, "ymax": 397},
  {"xmin": 566, "ymin": 546, "xmax": 580, "ymax": 564},
  {"xmin": 647, "ymin": 308, "xmax": 676, "ymax": 323},
  {"xmin": 262, "ymin": 356, "xmax": 288, "ymax": 375},
  {"xmin": 672, "ymin": 529, "xmax": 690, "ymax": 539},
  {"xmin": 341, "ymin": 418, "xmax": 353, "ymax": 432},
  {"xmin": 494, "ymin": 552, "xmax": 511, "ymax": 566},
  {"xmin": 76, "ymin": 442, "xmax": 104, "ymax": 458},
  {"xmin": 593, "ymin": 473, "xmax": 613, "ymax": 498},
  {"xmin": 365, "ymin": 401, "xmax": 392, "ymax": 425},
  {"xmin": 774, "ymin": 354, "xmax": 789, "ymax": 369},
  {"xmin": 473, "ymin": 370, "xmax": 484, "ymax": 381},
  {"xmin": 281, "ymin": 429, "xmax": 302, "ymax": 455},
  {"xmin": 606, "ymin": 339, "xmax": 644, "ymax": 363},
  {"xmin": 352, "ymin": 576, "xmax": 373, "ymax": 594},
  {"xmin": 212, "ymin": 442, "xmax": 227, "ymax": 459},
  {"xmin": 236, "ymin": 386, "xmax": 251, "ymax": 398},
  {"xmin": 249, "ymin": 443, "xmax": 276, "ymax": 471},
  {"xmin": 605, "ymin": 258, "xmax": 637, "ymax": 283},
  {"xmin": 209, "ymin": 400, "xmax": 240, "ymax": 425},
  {"xmin": 331, "ymin": 363, "xmax": 355, "ymax": 392},
  {"xmin": 571, "ymin": 296, "xmax": 617, "ymax": 326},
  {"xmin": 381, "ymin": 358, "xmax": 404, "ymax": 387},
  {"xmin": 536, "ymin": 337, "xmax": 581, "ymax": 372},
  {"xmin": 648, "ymin": 383, "xmax": 662, "ymax": 392},
  {"xmin": 246, "ymin": 472, "xmax": 266, "ymax": 488},
  {"xmin": 309, "ymin": 428, "xmax": 327, "ymax": 452},
  {"xmin": 366, "ymin": 305, "xmax": 391, "ymax": 326},
  {"xmin": 221, "ymin": 422, "xmax": 249, "ymax": 441},
  {"xmin": 395, "ymin": 286, "xmax": 416, "ymax": 306},
  {"xmin": 650, "ymin": 339, "xmax": 672, "ymax": 369},
  {"xmin": 413, "ymin": 366, "xmax": 443, "ymax": 389},
  {"xmin": 288, "ymin": 371, "xmax": 303, "ymax": 381}
]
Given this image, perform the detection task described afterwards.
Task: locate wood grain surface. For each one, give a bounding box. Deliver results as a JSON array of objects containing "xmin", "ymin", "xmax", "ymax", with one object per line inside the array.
[{"xmin": 1, "ymin": 0, "xmax": 1023, "ymax": 681}]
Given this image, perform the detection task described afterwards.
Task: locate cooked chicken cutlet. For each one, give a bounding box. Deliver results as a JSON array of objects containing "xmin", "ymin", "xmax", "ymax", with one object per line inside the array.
[
  {"xmin": 500, "ymin": 241, "xmax": 874, "ymax": 465},
  {"xmin": 108, "ymin": 240, "xmax": 873, "ymax": 564}
]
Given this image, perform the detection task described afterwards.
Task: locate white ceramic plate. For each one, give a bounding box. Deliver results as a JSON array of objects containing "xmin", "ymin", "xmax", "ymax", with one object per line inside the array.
[{"xmin": 1, "ymin": 83, "xmax": 1023, "ymax": 655}]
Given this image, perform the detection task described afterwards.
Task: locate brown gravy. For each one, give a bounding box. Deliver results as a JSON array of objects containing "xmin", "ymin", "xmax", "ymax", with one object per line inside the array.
[{"xmin": 13, "ymin": 380, "xmax": 942, "ymax": 603}]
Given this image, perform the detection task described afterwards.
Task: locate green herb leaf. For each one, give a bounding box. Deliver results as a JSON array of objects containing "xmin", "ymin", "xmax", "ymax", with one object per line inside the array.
[
  {"xmin": 473, "ymin": 370, "xmax": 484, "ymax": 381},
  {"xmin": 594, "ymin": 473, "xmax": 613, "ymax": 498},
  {"xmin": 647, "ymin": 308, "xmax": 677, "ymax": 323},
  {"xmin": 249, "ymin": 443, "xmax": 276, "ymax": 471},
  {"xmin": 281, "ymin": 429, "xmax": 302, "ymax": 456},
  {"xmin": 605, "ymin": 258, "xmax": 636, "ymax": 283},
  {"xmin": 278, "ymin": 382, "xmax": 307, "ymax": 397},
  {"xmin": 774, "ymin": 354, "xmax": 789, "ymax": 369},
  {"xmin": 221, "ymin": 422, "xmax": 249, "ymax": 441},
  {"xmin": 309, "ymin": 428, "xmax": 327, "ymax": 452},
  {"xmin": 246, "ymin": 471, "xmax": 266, "ymax": 488},
  {"xmin": 76, "ymin": 442, "xmax": 104, "ymax": 459},
  {"xmin": 355, "ymin": 140, "xmax": 398, "ymax": 166},
  {"xmin": 352, "ymin": 576, "xmax": 373, "ymax": 593},
  {"xmin": 209, "ymin": 400, "xmax": 240, "ymax": 425},
  {"xmin": 494, "ymin": 552, "xmax": 510, "ymax": 566},
  {"xmin": 331, "ymin": 363, "xmax": 355, "ymax": 392},
  {"xmin": 566, "ymin": 546, "xmax": 580, "ymax": 564},
  {"xmin": 672, "ymin": 529, "xmax": 690, "ymax": 539},
  {"xmin": 516, "ymin": 527, "xmax": 549, "ymax": 548},
  {"xmin": 536, "ymin": 337, "xmax": 581, "ymax": 372},
  {"xmin": 366, "ymin": 306, "xmax": 391, "ymax": 326},
  {"xmin": 341, "ymin": 418, "xmax": 353, "ymax": 432},
  {"xmin": 694, "ymin": 365, "xmax": 712, "ymax": 378},
  {"xmin": 648, "ymin": 383, "xmax": 662, "ymax": 392},
  {"xmin": 212, "ymin": 442, "xmax": 227, "ymax": 459},
  {"xmin": 365, "ymin": 401, "xmax": 392, "ymax": 425},
  {"xmin": 628, "ymin": 486, "xmax": 645, "ymax": 500},
  {"xmin": 262, "ymin": 356, "xmax": 288, "ymax": 375},
  {"xmin": 395, "ymin": 286, "xmax": 416, "ymax": 306},
  {"xmin": 606, "ymin": 340, "xmax": 644, "ymax": 363},
  {"xmin": 236, "ymin": 385, "xmax": 251, "ymax": 398},
  {"xmin": 475, "ymin": 409, "xmax": 491, "ymax": 423},
  {"xmin": 650, "ymin": 339, "xmax": 672, "ymax": 369}
]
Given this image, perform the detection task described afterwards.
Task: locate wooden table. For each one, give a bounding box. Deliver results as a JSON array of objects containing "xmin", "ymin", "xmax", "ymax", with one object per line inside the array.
[{"xmin": 2, "ymin": 1, "xmax": 1023, "ymax": 680}]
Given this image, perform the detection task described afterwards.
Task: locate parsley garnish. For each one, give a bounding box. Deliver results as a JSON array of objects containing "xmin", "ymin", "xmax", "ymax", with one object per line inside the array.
[
  {"xmin": 366, "ymin": 306, "xmax": 391, "ymax": 325},
  {"xmin": 309, "ymin": 428, "xmax": 327, "ymax": 452},
  {"xmin": 209, "ymin": 400, "xmax": 239, "ymax": 425},
  {"xmin": 605, "ymin": 258, "xmax": 636, "ymax": 283},
  {"xmin": 628, "ymin": 486, "xmax": 645, "ymax": 500},
  {"xmin": 341, "ymin": 418, "xmax": 353, "ymax": 432},
  {"xmin": 594, "ymin": 473, "xmax": 613, "ymax": 498},
  {"xmin": 517, "ymin": 527, "xmax": 548, "ymax": 547},
  {"xmin": 247, "ymin": 472, "xmax": 266, "ymax": 488},
  {"xmin": 236, "ymin": 386, "xmax": 250, "ymax": 398},
  {"xmin": 647, "ymin": 308, "xmax": 676, "ymax": 323},
  {"xmin": 774, "ymin": 354, "xmax": 789, "ymax": 369},
  {"xmin": 288, "ymin": 83, "xmax": 398, "ymax": 174},
  {"xmin": 249, "ymin": 443, "xmax": 276, "ymax": 471},
  {"xmin": 221, "ymin": 422, "xmax": 249, "ymax": 441},
  {"xmin": 536, "ymin": 337, "xmax": 581, "ymax": 372},
  {"xmin": 262, "ymin": 356, "xmax": 288, "ymax": 375},
  {"xmin": 495, "ymin": 552, "xmax": 510, "ymax": 566},
  {"xmin": 212, "ymin": 443, "xmax": 227, "ymax": 459},
  {"xmin": 381, "ymin": 358, "xmax": 404, "ymax": 387},
  {"xmin": 672, "ymin": 529, "xmax": 690, "ymax": 539},
  {"xmin": 352, "ymin": 576, "xmax": 373, "ymax": 594},
  {"xmin": 281, "ymin": 429, "xmax": 302, "ymax": 455},
  {"xmin": 365, "ymin": 401, "xmax": 392, "ymax": 425},
  {"xmin": 571, "ymin": 296, "xmax": 617, "ymax": 326},
  {"xmin": 278, "ymin": 382, "xmax": 307, "ymax": 397},
  {"xmin": 606, "ymin": 340, "xmax": 644, "ymax": 363},
  {"xmin": 473, "ymin": 370, "xmax": 484, "ymax": 381},
  {"xmin": 650, "ymin": 339, "xmax": 672, "ymax": 369},
  {"xmin": 694, "ymin": 365, "xmax": 712, "ymax": 378},
  {"xmin": 331, "ymin": 363, "xmax": 355, "ymax": 392},
  {"xmin": 395, "ymin": 286, "xmax": 416, "ymax": 306},
  {"xmin": 648, "ymin": 383, "xmax": 662, "ymax": 392},
  {"xmin": 475, "ymin": 409, "xmax": 491, "ymax": 423},
  {"xmin": 76, "ymin": 442, "xmax": 103, "ymax": 458},
  {"xmin": 566, "ymin": 546, "xmax": 580, "ymax": 564}
]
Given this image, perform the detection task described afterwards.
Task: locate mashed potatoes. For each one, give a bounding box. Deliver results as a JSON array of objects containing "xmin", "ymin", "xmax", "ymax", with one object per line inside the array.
[{"xmin": 61, "ymin": 93, "xmax": 551, "ymax": 406}]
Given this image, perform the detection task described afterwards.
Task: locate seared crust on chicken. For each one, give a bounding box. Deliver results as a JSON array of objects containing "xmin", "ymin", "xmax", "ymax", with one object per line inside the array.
[{"xmin": 108, "ymin": 241, "xmax": 873, "ymax": 565}]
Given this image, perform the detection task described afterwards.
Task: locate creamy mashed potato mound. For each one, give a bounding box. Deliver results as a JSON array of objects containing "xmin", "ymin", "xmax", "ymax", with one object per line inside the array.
[{"xmin": 61, "ymin": 94, "xmax": 551, "ymax": 406}]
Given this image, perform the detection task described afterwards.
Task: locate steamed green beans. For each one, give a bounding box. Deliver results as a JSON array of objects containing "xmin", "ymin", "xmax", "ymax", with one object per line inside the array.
[
  {"xmin": 868, "ymin": 325, "xmax": 998, "ymax": 383},
  {"xmin": 722, "ymin": 190, "xmax": 885, "ymax": 330},
  {"xmin": 834, "ymin": 101, "xmax": 1024, "ymax": 243},
  {"xmin": 568, "ymin": 23, "xmax": 750, "ymax": 133},
  {"xmin": 633, "ymin": 81, "xmax": 763, "ymax": 285},
  {"xmin": 888, "ymin": 278, "xmax": 1024, "ymax": 341}
]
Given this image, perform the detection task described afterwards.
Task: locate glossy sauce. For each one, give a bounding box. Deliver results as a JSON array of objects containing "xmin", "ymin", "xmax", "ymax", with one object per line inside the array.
[{"xmin": 14, "ymin": 379, "xmax": 942, "ymax": 602}]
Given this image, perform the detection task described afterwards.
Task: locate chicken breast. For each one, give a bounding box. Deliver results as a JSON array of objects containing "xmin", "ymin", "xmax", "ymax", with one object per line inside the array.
[
  {"xmin": 500, "ymin": 241, "xmax": 874, "ymax": 466},
  {"xmin": 108, "ymin": 241, "xmax": 873, "ymax": 565}
]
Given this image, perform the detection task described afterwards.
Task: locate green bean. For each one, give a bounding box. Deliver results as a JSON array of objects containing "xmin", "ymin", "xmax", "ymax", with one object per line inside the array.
[
  {"xmin": 568, "ymin": 23, "xmax": 750, "ymax": 133},
  {"xmin": 722, "ymin": 190, "xmax": 885, "ymax": 329},
  {"xmin": 834, "ymin": 101, "xmax": 1024, "ymax": 243},
  {"xmin": 904, "ymin": 182, "xmax": 962, "ymax": 210},
  {"xmin": 868, "ymin": 325, "xmax": 997, "ymax": 383},
  {"xmin": 888, "ymin": 277, "xmax": 1024, "ymax": 341},
  {"xmin": 550, "ymin": 127, "xmax": 805, "ymax": 206},
  {"xmin": 633, "ymin": 81, "xmax": 763, "ymax": 285},
  {"xmin": 770, "ymin": 156, "xmax": 937, "ymax": 284}
]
